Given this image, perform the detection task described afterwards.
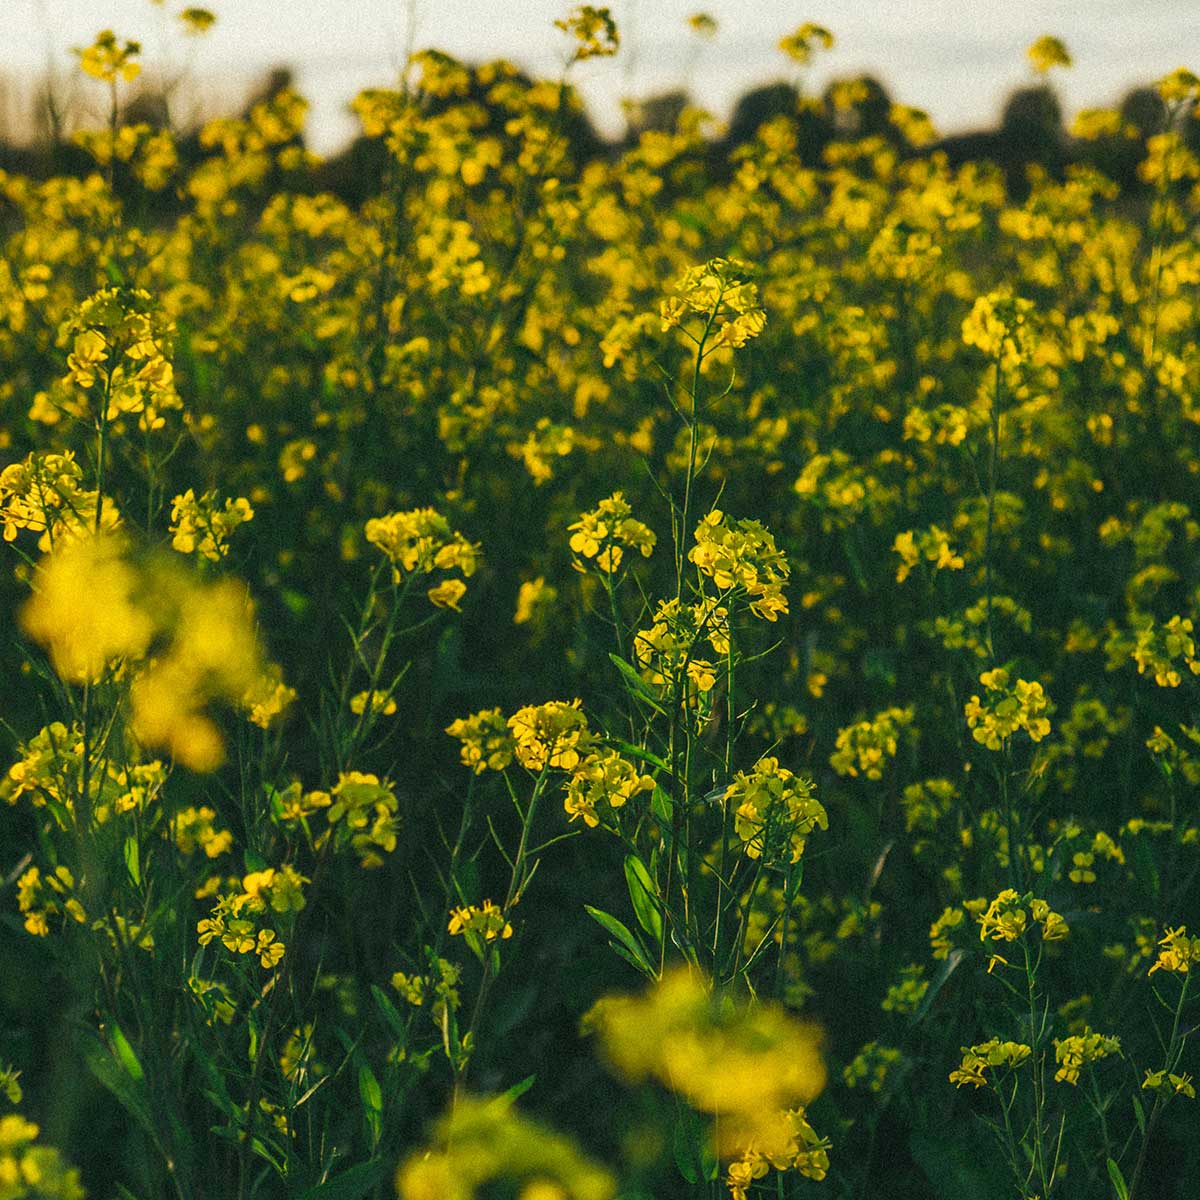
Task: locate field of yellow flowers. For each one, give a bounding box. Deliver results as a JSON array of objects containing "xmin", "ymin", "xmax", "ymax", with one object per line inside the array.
[{"xmin": 1, "ymin": 8, "xmax": 1199, "ymax": 1200}]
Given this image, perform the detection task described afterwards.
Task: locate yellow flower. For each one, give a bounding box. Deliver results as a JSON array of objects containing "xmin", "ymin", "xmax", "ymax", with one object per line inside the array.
[
  {"xmin": 350, "ymin": 690, "xmax": 397, "ymax": 717},
  {"xmin": 778, "ymin": 23, "xmax": 834, "ymax": 65},
  {"xmin": 256, "ymin": 929, "xmax": 285, "ymax": 969},
  {"xmin": 830, "ymin": 707, "xmax": 913, "ymax": 780},
  {"xmin": 1148, "ymin": 926, "xmax": 1200, "ymax": 975},
  {"xmin": 21, "ymin": 535, "xmax": 154, "ymax": 684},
  {"xmin": 1143, "ymin": 1070, "xmax": 1196, "ymax": 1099},
  {"xmin": 568, "ymin": 493, "xmax": 655, "ymax": 573},
  {"xmin": 689, "ymin": 510, "xmax": 789, "ymax": 620},
  {"xmin": 76, "ymin": 29, "xmax": 141, "ymax": 82},
  {"xmin": 396, "ymin": 1095, "xmax": 614, "ymax": 1200},
  {"xmin": 727, "ymin": 757, "xmax": 826, "ymax": 865},
  {"xmin": 514, "ymin": 577, "xmax": 558, "ymax": 626},
  {"xmin": 586, "ymin": 969, "xmax": 825, "ymax": 1151},
  {"xmin": 508, "ymin": 700, "xmax": 591, "ymax": 771},
  {"xmin": 1053, "ymin": 1030, "xmax": 1119, "ymax": 1085},
  {"xmin": 428, "ymin": 578, "xmax": 467, "ymax": 610},
  {"xmin": 961, "ymin": 292, "xmax": 1034, "ymax": 368},
  {"xmin": 448, "ymin": 899, "xmax": 513, "ymax": 942},
  {"xmin": 365, "ymin": 507, "xmax": 479, "ymax": 608},
  {"xmin": 563, "ymin": 748, "xmax": 653, "ymax": 827},
  {"xmin": 169, "ymin": 489, "xmax": 254, "ymax": 561},
  {"xmin": 447, "ymin": 708, "xmax": 516, "ymax": 773},
  {"xmin": 1027, "ymin": 36, "xmax": 1072, "ymax": 74},
  {"xmin": 965, "ymin": 668, "xmax": 1052, "ymax": 749},
  {"xmin": 180, "ymin": 7, "xmax": 216, "ymax": 34},
  {"xmin": 554, "ymin": 6, "xmax": 619, "ymax": 61},
  {"xmin": 949, "ymin": 1039, "xmax": 1031, "ymax": 1088}
]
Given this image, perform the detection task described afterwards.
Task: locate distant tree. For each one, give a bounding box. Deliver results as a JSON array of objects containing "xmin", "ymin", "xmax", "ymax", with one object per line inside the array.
[
  {"xmin": 623, "ymin": 89, "xmax": 690, "ymax": 140},
  {"xmin": 1001, "ymin": 84, "xmax": 1065, "ymax": 160},
  {"xmin": 823, "ymin": 74, "xmax": 894, "ymax": 141},
  {"xmin": 719, "ymin": 81, "xmax": 832, "ymax": 165}
]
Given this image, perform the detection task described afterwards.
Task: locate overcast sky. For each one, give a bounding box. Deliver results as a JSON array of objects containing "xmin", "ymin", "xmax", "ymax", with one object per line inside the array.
[{"xmin": 1, "ymin": 1, "xmax": 1197, "ymax": 151}]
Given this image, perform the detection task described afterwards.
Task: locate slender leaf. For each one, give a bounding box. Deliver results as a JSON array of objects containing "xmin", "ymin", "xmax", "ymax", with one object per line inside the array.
[
  {"xmin": 298, "ymin": 1161, "xmax": 388, "ymax": 1200},
  {"xmin": 624, "ymin": 854, "xmax": 663, "ymax": 942},
  {"xmin": 1107, "ymin": 1158, "xmax": 1129, "ymax": 1200},
  {"xmin": 584, "ymin": 905, "xmax": 655, "ymax": 975}
]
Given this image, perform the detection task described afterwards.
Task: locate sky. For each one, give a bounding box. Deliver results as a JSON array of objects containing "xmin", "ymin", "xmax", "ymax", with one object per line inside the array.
[{"xmin": 1, "ymin": 1, "xmax": 1198, "ymax": 151}]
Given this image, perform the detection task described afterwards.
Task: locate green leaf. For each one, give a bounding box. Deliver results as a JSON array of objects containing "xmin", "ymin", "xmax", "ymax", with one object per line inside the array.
[
  {"xmin": 624, "ymin": 855, "xmax": 663, "ymax": 942},
  {"xmin": 298, "ymin": 1161, "xmax": 388, "ymax": 1200},
  {"xmin": 672, "ymin": 1108, "xmax": 717, "ymax": 1184},
  {"xmin": 611, "ymin": 738, "xmax": 669, "ymax": 773},
  {"xmin": 584, "ymin": 905, "xmax": 655, "ymax": 975},
  {"xmin": 122, "ymin": 837, "xmax": 140, "ymax": 886},
  {"xmin": 110, "ymin": 1024, "xmax": 145, "ymax": 1082},
  {"xmin": 358, "ymin": 1064, "xmax": 383, "ymax": 1149},
  {"xmin": 651, "ymin": 784, "xmax": 673, "ymax": 822},
  {"xmin": 494, "ymin": 1073, "xmax": 535, "ymax": 1107},
  {"xmin": 672, "ymin": 1115, "xmax": 699, "ymax": 1184},
  {"xmin": 1132, "ymin": 1093, "xmax": 1146, "ymax": 1135},
  {"xmin": 912, "ymin": 948, "xmax": 964, "ymax": 1025},
  {"xmin": 370, "ymin": 985, "xmax": 408, "ymax": 1044},
  {"xmin": 1107, "ymin": 1157, "xmax": 1129, "ymax": 1200},
  {"xmin": 84, "ymin": 1040, "xmax": 155, "ymax": 1139},
  {"xmin": 607, "ymin": 654, "xmax": 666, "ymax": 714},
  {"xmin": 281, "ymin": 588, "xmax": 311, "ymax": 618}
]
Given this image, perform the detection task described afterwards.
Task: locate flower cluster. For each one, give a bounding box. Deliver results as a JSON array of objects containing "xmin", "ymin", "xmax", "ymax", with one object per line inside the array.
[
  {"xmin": 76, "ymin": 29, "xmax": 141, "ymax": 82},
  {"xmin": 275, "ymin": 772, "xmax": 400, "ymax": 867},
  {"xmin": 726, "ymin": 757, "xmax": 827, "ymax": 866},
  {"xmin": 568, "ymin": 492, "xmax": 656, "ymax": 573},
  {"xmin": 724, "ymin": 1107, "xmax": 831, "ymax": 1200},
  {"xmin": 364, "ymin": 507, "xmax": 479, "ymax": 609},
  {"xmin": 634, "ymin": 596, "xmax": 730, "ymax": 696},
  {"xmin": 1132, "ymin": 615, "xmax": 1200, "ymax": 688},
  {"xmin": 961, "ymin": 291, "xmax": 1035, "ymax": 368},
  {"xmin": 964, "ymin": 668, "xmax": 1052, "ymax": 750},
  {"xmin": 15, "ymin": 865, "xmax": 86, "ymax": 937},
  {"xmin": 60, "ymin": 287, "xmax": 181, "ymax": 431},
  {"xmin": 829, "ymin": 706, "xmax": 914, "ymax": 779},
  {"xmin": 1143, "ymin": 1070, "xmax": 1196, "ymax": 1099},
  {"xmin": 689, "ymin": 511, "xmax": 789, "ymax": 620},
  {"xmin": 197, "ymin": 865, "xmax": 306, "ymax": 969},
  {"xmin": 586, "ymin": 969, "xmax": 826, "ymax": 1146},
  {"xmin": 1053, "ymin": 1029, "xmax": 1120, "ymax": 1085},
  {"xmin": 1147, "ymin": 925, "xmax": 1200, "ymax": 976},
  {"xmin": 977, "ymin": 889, "xmax": 1069, "ymax": 964},
  {"xmin": 777, "ymin": 22, "xmax": 834, "ymax": 65},
  {"xmin": 448, "ymin": 899, "xmax": 512, "ymax": 943},
  {"xmin": 392, "ymin": 957, "xmax": 462, "ymax": 1020},
  {"xmin": 2, "ymin": 721, "xmax": 167, "ymax": 825},
  {"xmin": 0, "ymin": 452, "xmax": 117, "ymax": 549},
  {"xmin": 397, "ymin": 1095, "xmax": 614, "ymax": 1200},
  {"xmin": 169, "ymin": 489, "xmax": 255, "ymax": 562},
  {"xmin": 659, "ymin": 258, "xmax": 767, "ymax": 351},
  {"xmin": 445, "ymin": 708, "xmax": 515, "ymax": 773},
  {"xmin": 892, "ymin": 525, "xmax": 964, "ymax": 583},
  {"xmin": 20, "ymin": 535, "xmax": 288, "ymax": 771},
  {"xmin": 949, "ymin": 1039, "xmax": 1032, "ymax": 1089},
  {"xmin": 563, "ymin": 748, "xmax": 654, "ymax": 827},
  {"xmin": 0, "ymin": 1113, "xmax": 84, "ymax": 1200},
  {"xmin": 174, "ymin": 806, "xmax": 234, "ymax": 859},
  {"xmin": 554, "ymin": 5, "xmax": 619, "ymax": 61},
  {"xmin": 507, "ymin": 699, "xmax": 592, "ymax": 771}
]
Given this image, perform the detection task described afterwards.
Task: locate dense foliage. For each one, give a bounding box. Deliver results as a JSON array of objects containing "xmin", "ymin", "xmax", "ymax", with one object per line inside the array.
[{"xmin": 1, "ymin": 10, "xmax": 1199, "ymax": 1200}]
